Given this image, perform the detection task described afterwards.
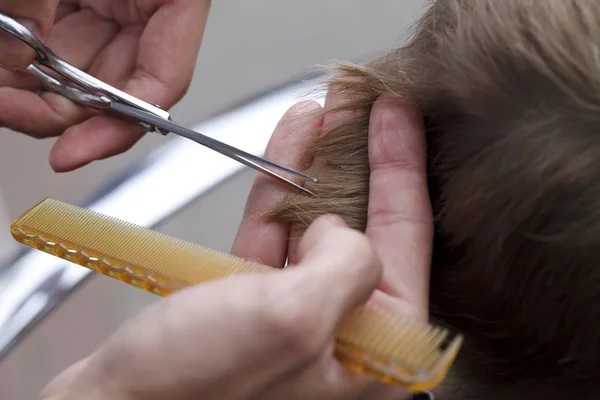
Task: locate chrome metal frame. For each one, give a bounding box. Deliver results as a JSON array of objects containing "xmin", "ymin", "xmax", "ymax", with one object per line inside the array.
[{"xmin": 0, "ymin": 76, "xmax": 325, "ymax": 360}]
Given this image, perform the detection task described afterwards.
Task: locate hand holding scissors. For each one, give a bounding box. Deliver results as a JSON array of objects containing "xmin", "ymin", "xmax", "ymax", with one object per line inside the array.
[
  {"xmin": 0, "ymin": 2, "xmax": 206, "ymax": 172},
  {"xmin": 0, "ymin": 9, "xmax": 316, "ymax": 194}
]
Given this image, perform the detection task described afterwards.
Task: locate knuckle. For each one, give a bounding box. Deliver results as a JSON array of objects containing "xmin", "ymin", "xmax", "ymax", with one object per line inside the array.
[
  {"xmin": 174, "ymin": 75, "xmax": 193, "ymax": 101},
  {"xmin": 337, "ymin": 228, "xmax": 374, "ymax": 256},
  {"xmin": 368, "ymin": 205, "xmax": 434, "ymax": 230},
  {"xmin": 287, "ymin": 100, "xmax": 322, "ymax": 117},
  {"xmin": 307, "ymin": 219, "xmax": 378, "ymax": 267},
  {"xmin": 333, "ymin": 229, "xmax": 381, "ymax": 274},
  {"xmin": 276, "ymin": 100, "xmax": 322, "ymax": 135}
]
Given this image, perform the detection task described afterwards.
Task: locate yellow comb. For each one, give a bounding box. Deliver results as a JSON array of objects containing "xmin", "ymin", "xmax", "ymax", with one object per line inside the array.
[{"xmin": 10, "ymin": 198, "xmax": 462, "ymax": 393}]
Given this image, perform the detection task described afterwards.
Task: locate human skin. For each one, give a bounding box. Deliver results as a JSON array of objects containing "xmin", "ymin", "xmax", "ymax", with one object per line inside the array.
[
  {"xmin": 0, "ymin": 3, "xmax": 434, "ymax": 397},
  {"xmin": 0, "ymin": 0, "xmax": 210, "ymax": 172},
  {"xmin": 38, "ymin": 95, "xmax": 432, "ymax": 400}
]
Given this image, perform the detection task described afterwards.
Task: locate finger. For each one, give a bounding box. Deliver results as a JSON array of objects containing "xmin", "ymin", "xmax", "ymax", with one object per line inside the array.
[
  {"xmin": 50, "ymin": 115, "xmax": 147, "ymax": 170},
  {"xmin": 0, "ymin": 8, "xmax": 117, "ymax": 89},
  {"xmin": 46, "ymin": 8, "xmax": 118, "ymax": 71},
  {"xmin": 231, "ymin": 101, "xmax": 323, "ymax": 267},
  {"xmin": 49, "ymin": 26, "xmax": 143, "ymax": 171},
  {"xmin": 0, "ymin": 0, "xmax": 60, "ymax": 69},
  {"xmin": 365, "ymin": 96, "xmax": 432, "ymax": 318},
  {"xmin": 0, "ymin": 87, "xmax": 80, "ymax": 136},
  {"xmin": 313, "ymin": 88, "xmax": 361, "ymax": 169},
  {"xmin": 124, "ymin": 0, "xmax": 211, "ymax": 108},
  {"xmin": 49, "ymin": 0, "xmax": 211, "ymax": 171},
  {"xmin": 286, "ymin": 224, "xmax": 305, "ymax": 266},
  {"xmin": 322, "ymin": 89, "xmax": 360, "ymax": 127},
  {"xmin": 285, "ymin": 88, "xmax": 361, "ymax": 264},
  {"xmin": 0, "ymin": 10, "xmax": 118, "ymax": 138},
  {"xmin": 49, "ymin": 117, "xmax": 144, "ymax": 172},
  {"xmin": 293, "ymin": 215, "xmax": 383, "ymax": 324},
  {"xmin": 55, "ymin": 4, "xmax": 77, "ymax": 23}
]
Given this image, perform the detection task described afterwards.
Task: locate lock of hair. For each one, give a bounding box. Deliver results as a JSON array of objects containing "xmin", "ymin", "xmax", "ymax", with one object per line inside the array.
[{"xmin": 10, "ymin": 198, "xmax": 462, "ymax": 392}]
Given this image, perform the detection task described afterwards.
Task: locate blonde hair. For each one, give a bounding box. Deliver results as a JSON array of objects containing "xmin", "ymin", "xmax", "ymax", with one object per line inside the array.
[{"xmin": 268, "ymin": 0, "xmax": 600, "ymax": 398}]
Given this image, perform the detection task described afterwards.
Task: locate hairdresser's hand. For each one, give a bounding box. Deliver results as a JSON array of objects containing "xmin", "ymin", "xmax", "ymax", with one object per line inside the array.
[
  {"xmin": 232, "ymin": 94, "xmax": 433, "ymax": 397},
  {"xmin": 0, "ymin": 0, "xmax": 210, "ymax": 172},
  {"xmin": 40, "ymin": 216, "xmax": 382, "ymax": 400},
  {"xmin": 234, "ymin": 94, "xmax": 432, "ymax": 320}
]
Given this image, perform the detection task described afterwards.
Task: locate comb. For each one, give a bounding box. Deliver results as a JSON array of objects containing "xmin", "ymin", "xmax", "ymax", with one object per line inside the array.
[{"xmin": 10, "ymin": 198, "xmax": 462, "ymax": 393}]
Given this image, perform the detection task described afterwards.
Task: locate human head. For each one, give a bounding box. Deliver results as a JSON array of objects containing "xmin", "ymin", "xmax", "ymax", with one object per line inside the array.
[{"xmin": 268, "ymin": 0, "xmax": 600, "ymax": 398}]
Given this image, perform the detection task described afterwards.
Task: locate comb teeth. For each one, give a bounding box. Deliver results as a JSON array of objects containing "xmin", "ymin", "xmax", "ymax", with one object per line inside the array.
[
  {"xmin": 10, "ymin": 198, "xmax": 463, "ymax": 392},
  {"xmin": 335, "ymin": 306, "xmax": 463, "ymax": 391}
]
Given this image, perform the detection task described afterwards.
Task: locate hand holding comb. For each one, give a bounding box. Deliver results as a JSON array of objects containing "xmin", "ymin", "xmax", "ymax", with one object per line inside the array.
[{"xmin": 10, "ymin": 198, "xmax": 462, "ymax": 393}]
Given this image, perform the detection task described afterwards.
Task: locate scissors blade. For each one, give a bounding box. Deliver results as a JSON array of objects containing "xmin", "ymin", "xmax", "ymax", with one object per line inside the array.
[{"xmin": 110, "ymin": 102, "xmax": 316, "ymax": 196}]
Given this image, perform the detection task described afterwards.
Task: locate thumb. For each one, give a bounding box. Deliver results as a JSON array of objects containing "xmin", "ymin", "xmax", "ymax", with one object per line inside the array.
[
  {"xmin": 293, "ymin": 215, "xmax": 383, "ymax": 326},
  {"xmin": 0, "ymin": 0, "xmax": 59, "ymax": 70}
]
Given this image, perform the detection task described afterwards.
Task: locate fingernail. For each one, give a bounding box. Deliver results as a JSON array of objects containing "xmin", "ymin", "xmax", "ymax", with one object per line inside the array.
[{"xmin": 0, "ymin": 19, "xmax": 38, "ymax": 70}]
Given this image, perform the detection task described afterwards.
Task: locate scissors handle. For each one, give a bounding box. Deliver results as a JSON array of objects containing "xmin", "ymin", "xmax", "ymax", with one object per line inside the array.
[
  {"xmin": 25, "ymin": 64, "xmax": 114, "ymax": 109},
  {"xmin": 0, "ymin": 12, "xmax": 169, "ymax": 134}
]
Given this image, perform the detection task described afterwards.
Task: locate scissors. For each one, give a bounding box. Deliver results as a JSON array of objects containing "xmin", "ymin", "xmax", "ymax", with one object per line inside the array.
[{"xmin": 0, "ymin": 12, "xmax": 317, "ymax": 196}]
